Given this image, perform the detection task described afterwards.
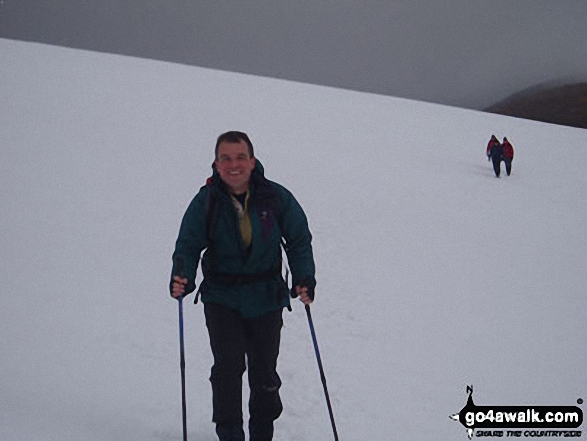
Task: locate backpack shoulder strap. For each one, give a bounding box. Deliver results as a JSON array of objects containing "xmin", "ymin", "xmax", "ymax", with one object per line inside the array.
[{"xmin": 204, "ymin": 183, "xmax": 220, "ymax": 245}]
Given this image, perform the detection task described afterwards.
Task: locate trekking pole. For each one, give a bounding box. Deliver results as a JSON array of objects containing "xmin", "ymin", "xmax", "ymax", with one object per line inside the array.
[
  {"xmin": 305, "ymin": 304, "xmax": 339, "ymax": 441},
  {"xmin": 175, "ymin": 257, "xmax": 188, "ymax": 441},
  {"xmin": 178, "ymin": 295, "xmax": 188, "ymax": 441}
]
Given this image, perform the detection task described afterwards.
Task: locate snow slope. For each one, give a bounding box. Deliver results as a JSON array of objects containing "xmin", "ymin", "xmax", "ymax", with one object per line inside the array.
[{"xmin": 1, "ymin": 38, "xmax": 586, "ymax": 440}]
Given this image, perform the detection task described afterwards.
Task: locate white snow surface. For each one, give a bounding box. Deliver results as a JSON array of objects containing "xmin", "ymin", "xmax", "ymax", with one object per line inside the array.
[{"xmin": 1, "ymin": 39, "xmax": 586, "ymax": 440}]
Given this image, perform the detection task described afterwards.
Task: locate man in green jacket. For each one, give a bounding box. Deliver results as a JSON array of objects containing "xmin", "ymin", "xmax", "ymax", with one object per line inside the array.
[{"xmin": 170, "ymin": 131, "xmax": 316, "ymax": 441}]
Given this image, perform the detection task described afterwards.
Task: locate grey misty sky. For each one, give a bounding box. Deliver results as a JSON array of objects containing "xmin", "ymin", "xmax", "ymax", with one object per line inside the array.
[{"xmin": 1, "ymin": 0, "xmax": 587, "ymax": 110}]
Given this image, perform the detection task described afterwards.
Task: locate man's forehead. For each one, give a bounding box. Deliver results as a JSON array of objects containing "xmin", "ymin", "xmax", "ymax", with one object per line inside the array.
[{"xmin": 217, "ymin": 140, "xmax": 249, "ymax": 154}]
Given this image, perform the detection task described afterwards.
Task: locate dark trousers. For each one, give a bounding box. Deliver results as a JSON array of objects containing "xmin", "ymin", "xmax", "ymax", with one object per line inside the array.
[
  {"xmin": 492, "ymin": 155, "xmax": 513, "ymax": 177},
  {"xmin": 204, "ymin": 302, "xmax": 283, "ymax": 433},
  {"xmin": 492, "ymin": 155, "xmax": 502, "ymax": 177},
  {"xmin": 504, "ymin": 158, "xmax": 512, "ymax": 176}
]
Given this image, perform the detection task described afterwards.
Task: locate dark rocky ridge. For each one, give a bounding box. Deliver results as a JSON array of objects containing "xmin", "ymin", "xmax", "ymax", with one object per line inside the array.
[{"xmin": 486, "ymin": 82, "xmax": 587, "ymax": 130}]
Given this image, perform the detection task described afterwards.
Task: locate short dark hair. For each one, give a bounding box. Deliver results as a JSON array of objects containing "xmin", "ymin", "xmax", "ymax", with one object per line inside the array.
[{"xmin": 215, "ymin": 131, "xmax": 254, "ymax": 159}]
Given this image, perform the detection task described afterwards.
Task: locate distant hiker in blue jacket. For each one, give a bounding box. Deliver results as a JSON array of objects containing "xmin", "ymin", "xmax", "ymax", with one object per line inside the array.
[{"xmin": 170, "ymin": 131, "xmax": 316, "ymax": 441}]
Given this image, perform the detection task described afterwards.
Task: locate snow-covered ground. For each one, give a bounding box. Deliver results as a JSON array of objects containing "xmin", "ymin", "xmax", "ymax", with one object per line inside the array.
[{"xmin": 1, "ymin": 39, "xmax": 585, "ymax": 441}]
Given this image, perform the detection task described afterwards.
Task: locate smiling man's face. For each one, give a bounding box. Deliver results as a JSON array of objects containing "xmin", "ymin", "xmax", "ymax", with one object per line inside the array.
[{"xmin": 214, "ymin": 140, "xmax": 256, "ymax": 195}]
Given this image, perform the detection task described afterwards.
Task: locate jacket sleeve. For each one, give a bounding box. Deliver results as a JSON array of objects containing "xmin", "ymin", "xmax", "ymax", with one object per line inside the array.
[
  {"xmin": 171, "ymin": 188, "xmax": 209, "ymax": 295},
  {"xmin": 278, "ymin": 186, "xmax": 316, "ymax": 292}
]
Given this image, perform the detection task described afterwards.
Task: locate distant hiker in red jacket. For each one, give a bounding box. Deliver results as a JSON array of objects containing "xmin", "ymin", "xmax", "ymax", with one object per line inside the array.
[
  {"xmin": 487, "ymin": 135, "xmax": 504, "ymax": 177},
  {"xmin": 502, "ymin": 137, "xmax": 514, "ymax": 176},
  {"xmin": 486, "ymin": 135, "xmax": 500, "ymax": 161}
]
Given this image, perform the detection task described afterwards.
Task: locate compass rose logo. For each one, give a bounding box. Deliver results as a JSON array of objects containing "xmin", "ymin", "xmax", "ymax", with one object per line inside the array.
[{"xmin": 450, "ymin": 385, "xmax": 476, "ymax": 439}]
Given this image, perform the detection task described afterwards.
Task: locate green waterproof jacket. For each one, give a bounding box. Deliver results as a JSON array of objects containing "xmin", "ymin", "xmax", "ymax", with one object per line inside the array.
[{"xmin": 171, "ymin": 160, "xmax": 316, "ymax": 318}]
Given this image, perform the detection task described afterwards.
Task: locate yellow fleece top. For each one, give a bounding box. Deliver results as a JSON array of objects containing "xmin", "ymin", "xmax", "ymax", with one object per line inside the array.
[{"xmin": 230, "ymin": 190, "xmax": 252, "ymax": 248}]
